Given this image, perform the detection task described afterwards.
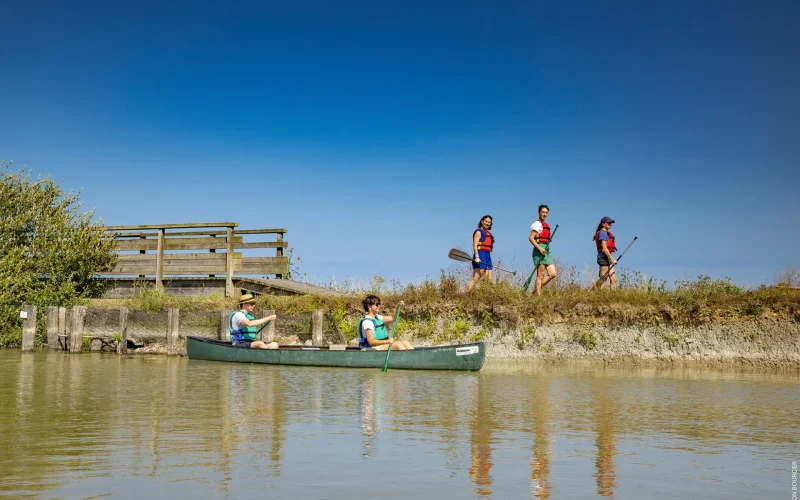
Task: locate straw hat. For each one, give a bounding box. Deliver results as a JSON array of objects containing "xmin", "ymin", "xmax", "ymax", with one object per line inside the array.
[{"xmin": 239, "ymin": 293, "xmax": 257, "ymax": 305}]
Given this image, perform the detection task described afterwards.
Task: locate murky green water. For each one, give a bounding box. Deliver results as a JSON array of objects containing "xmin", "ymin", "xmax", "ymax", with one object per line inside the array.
[{"xmin": 1, "ymin": 351, "xmax": 797, "ymax": 499}]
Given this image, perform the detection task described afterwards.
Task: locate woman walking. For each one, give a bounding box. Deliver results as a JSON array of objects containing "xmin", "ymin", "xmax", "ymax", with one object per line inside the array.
[
  {"xmin": 529, "ymin": 205, "xmax": 556, "ymax": 295},
  {"xmin": 468, "ymin": 215, "xmax": 494, "ymax": 291},
  {"xmin": 593, "ymin": 216, "xmax": 618, "ymax": 290}
]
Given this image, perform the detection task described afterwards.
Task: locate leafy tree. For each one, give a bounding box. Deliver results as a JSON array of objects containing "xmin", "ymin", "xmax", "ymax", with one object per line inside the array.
[{"xmin": 0, "ymin": 161, "xmax": 117, "ymax": 347}]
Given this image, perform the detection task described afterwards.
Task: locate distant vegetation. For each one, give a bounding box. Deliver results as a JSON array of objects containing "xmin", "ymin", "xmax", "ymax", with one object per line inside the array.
[{"xmin": 0, "ymin": 162, "xmax": 117, "ymax": 347}]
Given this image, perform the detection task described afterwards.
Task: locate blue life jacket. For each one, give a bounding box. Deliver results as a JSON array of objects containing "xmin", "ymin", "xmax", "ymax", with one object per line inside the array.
[
  {"xmin": 229, "ymin": 310, "xmax": 258, "ymax": 343},
  {"xmin": 357, "ymin": 316, "xmax": 388, "ymax": 349}
]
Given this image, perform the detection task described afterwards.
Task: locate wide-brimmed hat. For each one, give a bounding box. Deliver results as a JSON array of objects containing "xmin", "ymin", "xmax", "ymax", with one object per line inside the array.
[
  {"xmin": 239, "ymin": 293, "xmax": 257, "ymax": 305},
  {"xmin": 600, "ymin": 216, "xmax": 615, "ymax": 224}
]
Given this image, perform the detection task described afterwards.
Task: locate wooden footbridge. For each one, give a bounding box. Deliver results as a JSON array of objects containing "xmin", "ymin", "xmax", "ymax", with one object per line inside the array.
[{"xmin": 102, "ymin": 222, "xmax": 343, "ymax": 297}]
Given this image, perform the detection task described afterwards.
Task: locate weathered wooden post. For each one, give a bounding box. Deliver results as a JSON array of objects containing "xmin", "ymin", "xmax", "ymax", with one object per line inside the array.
[
  {"xmin": 167, "ymin": 308, "xmax": 179, "ymax": 355},
  {"xmin": 225, "ymin": 226, "xmax": 234, "ymax": 297},
  {"xmin": 156, "ymin": 228, "xmax": 165, "ymax": 291},
  {"xmin": 69, "ymin": 306, "xmax": 87, "ymax": 353},
  {"xmin": 220, "ymin": 309, "xmax": 231, "ymax": 342},
  {"xmin": 117, "ymin": 307, "xmax": 129, "ymax": 354},
  {"xmin": 21, "ymin": 305, "xmax": 37, "ymax": 351},
  {"xmin": 275, "ymin": 232, "xmax": 285, "ymax": 279},
  {"xmin": 62, "ymin": 307, "xmax": 70, "ymax": 350},
  {"xmin": 263, "ymin": 309, "xmax": 276, "ymax": 343},
  {"xmin": 46, "ymin": 306, "xmax": 60, "ymax": 349},
  {"xmin": 312, "ymin": 309, "xmax": 324, "ymax": 346}
]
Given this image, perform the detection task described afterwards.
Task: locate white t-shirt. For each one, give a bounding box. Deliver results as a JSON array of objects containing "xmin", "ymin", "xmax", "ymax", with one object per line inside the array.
[
  {"xmin": 531, "ymin": 221, "xmax": 544, "ymax": 233},
  {"xmin": 231, "ymin": 311, "xmax": 247, "ymax": 332},
  {"xmin": 360, "ymin": 315, "xmax": 384, "ymax": 338}
]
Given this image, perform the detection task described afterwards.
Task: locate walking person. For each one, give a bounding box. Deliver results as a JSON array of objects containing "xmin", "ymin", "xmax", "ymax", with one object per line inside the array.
[
  {"xmin": 529, "ymin": 205, "xmax": 556, "ymax": 295},
  {"xmin": 468, "ymin": 215, "xmax": 494, "ymax": 291},
  {"xmin": 594, "ymin": 217, "xmax": 618, "ymax": 289}
]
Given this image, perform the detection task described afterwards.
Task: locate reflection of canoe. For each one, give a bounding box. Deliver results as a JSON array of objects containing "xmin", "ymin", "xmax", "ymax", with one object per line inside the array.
[{"xmin": 186, "ymin": 336, "xmax": 486, "ymax": 371}]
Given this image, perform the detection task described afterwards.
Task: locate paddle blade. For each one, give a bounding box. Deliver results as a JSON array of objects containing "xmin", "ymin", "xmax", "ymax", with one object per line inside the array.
[{"xmin": 448, "ymin": 248, "xmax": 473, "ymax": 262}]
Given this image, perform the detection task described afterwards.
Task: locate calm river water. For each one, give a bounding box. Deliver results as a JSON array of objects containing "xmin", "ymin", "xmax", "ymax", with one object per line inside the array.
[{"xmin": 0, "ymin": 351, "xmax": 797, "ymax": 499}]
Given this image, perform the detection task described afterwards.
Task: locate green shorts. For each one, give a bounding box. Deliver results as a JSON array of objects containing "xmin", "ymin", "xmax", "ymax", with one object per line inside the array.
[{"xmin": 533, "ymin": 245, "xmax": 554, "ymax": 267}]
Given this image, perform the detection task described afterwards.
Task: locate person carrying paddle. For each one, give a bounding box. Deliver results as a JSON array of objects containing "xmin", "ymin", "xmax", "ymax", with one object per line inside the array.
[
  {"xmin": 468, "ymin": 215, "xmax": 494, "ymax": 291},
  {"xmin": 358, "ymin": 295, "xmax": 414, "ymax": 350},
  {"xmin": 529, "ymin": 205, "xmax": 557, "ymax": 295},
  {"xmin": 593, "ymin": 217, "xmax": 618, "ymax": 290},
  {"xmin": 229, "ymin": 293, "xmax": 279, "ymax": 349}
]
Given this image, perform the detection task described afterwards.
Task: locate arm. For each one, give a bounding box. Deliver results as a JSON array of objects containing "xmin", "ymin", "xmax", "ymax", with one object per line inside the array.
[
  {"xmin": 472, "ymin": 231, "xmax": 481, "ymax": 263},
  {"xmin": 600, "ymin": 240, "xmax": 618, "ymax": 265},
  {"xmin": 529, "ymin": 230, "xmax": 547, "ymax": 254},
  {"xmin": 365, "ymin": 328, "xmax": 392, "ymax": 347},
  {"xmin": 240, "ymin": 314, "xmax": 277, "ymax": 327}
]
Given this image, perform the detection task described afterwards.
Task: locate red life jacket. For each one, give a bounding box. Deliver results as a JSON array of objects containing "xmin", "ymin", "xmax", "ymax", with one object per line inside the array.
[
  {"xmin": 475, "ymin": 228, "xmax": 494, "ymax": 252},
  {"xmin": 535, "ymin": 220, "xmax": 551, "ymax": 244},
  {"xmin": 595, "ymin": 230, "xmax": 616, "ymax": 253}
]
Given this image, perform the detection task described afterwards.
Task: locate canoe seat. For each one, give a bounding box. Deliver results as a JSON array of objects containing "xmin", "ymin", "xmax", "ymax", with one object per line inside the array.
[{"xmin": 329, "ymin": 345, "xmax": 347, "ymax": 351}]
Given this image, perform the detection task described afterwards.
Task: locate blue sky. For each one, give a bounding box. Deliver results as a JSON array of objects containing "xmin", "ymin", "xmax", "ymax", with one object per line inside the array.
[{"xmin": 1, "ymin": 0, "xmax": 798, "ymax": 287}]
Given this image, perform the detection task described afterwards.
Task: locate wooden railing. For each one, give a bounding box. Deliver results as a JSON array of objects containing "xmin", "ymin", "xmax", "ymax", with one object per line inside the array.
[{"xmin": 104, "ymin": 222, "xmax": 289, "ymax": 297}]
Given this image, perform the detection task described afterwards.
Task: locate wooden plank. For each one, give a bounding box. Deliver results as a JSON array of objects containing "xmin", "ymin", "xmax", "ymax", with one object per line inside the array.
[
  {"xmin": 69, "ymin": 306, "xmax": 87, "ymax": 353},
  {"xmin": 235, "ymin": 241, "xmax": 288, "ymax": 249},
  {"xmin": 117, "ymin": 307, "xmax": 128, "ymax": 354},
  {"xmin": 156, "ymin": 228, "xmax": 164, "ymax": 290},
  {"xmin": 241, "ymin": 257, "xmax": 289, "ymax": 275},
  {"xmin": 22, "ymin": 305, "xmax": 36, "ymax": 351},
  {"xmin": 110, "ymin": 228, "xmax": 288, "ymax": 237},
  {"xmin": 276, "ymin": 233, "xmax": 284, "ymax": 279},
  {"xmin": 105, "ymin": 222, "xmax": 239, "ymax": 231},
  {"xmin": 47, "ymin": 306, "xmax": 60, "ymax": 349},
  {"xmin": 114, "ymin": 236, "xmax": 247, "ymax": 251},
  {"xmin": 312, "ymin": 310, "xmax": 324, "ymax": 345},
  {"xmin": 167, "ymin": 308, "xmax": 179, "ymax": 355},
  {"xmin": 226, "ymin": 226, "xmax": 234, "ymax": 297}
]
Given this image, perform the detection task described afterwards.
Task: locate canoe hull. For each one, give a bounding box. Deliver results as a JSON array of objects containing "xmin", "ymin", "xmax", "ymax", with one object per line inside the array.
[{"xmin": 185, "ymin": 336, "xmax": 485, "ymax": 371}]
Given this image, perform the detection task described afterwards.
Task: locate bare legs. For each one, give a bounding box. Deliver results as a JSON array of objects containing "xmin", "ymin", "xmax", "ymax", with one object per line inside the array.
[
  {"xmin": 534, "ymin": 264, "xmax": 557, "ymax": 296},
  {"xmin": 468, "ymin": 269, "xmax": 492, "ymax": 291},
  {"xmin": 250, "ymin": 340, "xmax": 279, "ymax": 349},
  {"xmin": 375, "ymin": 340, "xmax": 414, "ymax": 350},
  {"xmin": 598, "ymin": 266, "xmax": 617, "ymax": 290}
]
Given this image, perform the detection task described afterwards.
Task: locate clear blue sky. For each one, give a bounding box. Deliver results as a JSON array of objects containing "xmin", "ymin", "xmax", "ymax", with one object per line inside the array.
[{"xmin": 1, "ymin": 0, "xmax": 798, "ymax": 287}]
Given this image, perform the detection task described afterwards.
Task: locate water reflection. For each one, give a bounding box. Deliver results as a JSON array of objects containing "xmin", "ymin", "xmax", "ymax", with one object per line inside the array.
[{"xmin": 0, "ymin": 353, "xmax": 797, "ymax": 499}]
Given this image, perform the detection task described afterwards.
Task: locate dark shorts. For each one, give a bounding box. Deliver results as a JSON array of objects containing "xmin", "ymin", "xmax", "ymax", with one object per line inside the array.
[
  {"xmin": 472, "ymin": 250, "xmax": 492, "ymax": 270},
  {"xmin": 597, "ymin": 254, "xmax": 613, "ymax": 267},
  {"xmin": 232, "ymin": 341, "xmax": 253, "ymax": 349}
]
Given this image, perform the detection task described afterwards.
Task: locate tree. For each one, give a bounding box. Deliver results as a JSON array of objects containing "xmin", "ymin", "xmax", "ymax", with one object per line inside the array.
[{"xmin": 0, "ymin": 161, "xmax": 117, "ymax": 347}]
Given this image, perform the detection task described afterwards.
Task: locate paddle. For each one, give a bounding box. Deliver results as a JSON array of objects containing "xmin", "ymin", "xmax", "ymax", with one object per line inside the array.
[
  {"xmin": 523, "ymin": 224, "xmax": 559, "ymax": 291},
  {"xmin": 592, "ymin": 236, "xmax": 638, "ymax": 290},
  {"xmin": 447, "ymin": 248, "xmax": 517, "ymax": 275},
  {"xmin": 381, "ymin": 303, "xmax": 403, "ymax": 372}
]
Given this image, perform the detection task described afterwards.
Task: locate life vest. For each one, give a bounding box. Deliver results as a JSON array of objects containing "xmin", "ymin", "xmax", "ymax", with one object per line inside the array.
[
  {"xmin": 229, "ymin": 310, "xmax": 259, "ymax": 343},
  {"xmin": 534, "ymin": 220, "xmax": 551, "ymax": 244},
  {"xmin": 357, "ymin": 315, "xmax": 388, "ymax": 349},
  {"xmin": 475, "ymin": 228, "xmax": 494, "ymax": 252},
  {"xmin": 595, "ymin": 230, "xmax": 616, "ymax": 254}
]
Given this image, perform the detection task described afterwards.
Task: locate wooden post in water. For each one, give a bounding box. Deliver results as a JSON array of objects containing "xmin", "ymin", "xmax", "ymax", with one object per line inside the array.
[
  {"xmin": 312, "ymin": 309, "xmax": 324, "ymax": 346},
  {"xmin": 220, "ymin": 309, "xmax": 231, "ymax": 342},
  {"xmin": 156, "ymin": 228, "xmax": 165, "ymax": 291},
  {"xmin": 46, "ymin": 306, "xmax": 60, "ymax": 349},
  {"xmin": 225, "ymin": 226, "xmax": 234, "ymax": 297},
  {"xmin": 167, "ymin": 308, "xmax": 179, "ymax": 355},
  {"xmin": 69, "ymin": 306, "xmax": 86, "ymax": 353},
  {"xmin": 62, "ymin": 307, "xmax": 70, "ymax": 351},
  {"xmin": 117, "ymin": 307, "xmax": 129, "ymax": 354},
  {"xmin": 22, "ymin": 305, "xmax": 36, "ymax": 351},
  {"xmin": 263, "ymin": 309, "xmax": 276, "ymax": 342}
]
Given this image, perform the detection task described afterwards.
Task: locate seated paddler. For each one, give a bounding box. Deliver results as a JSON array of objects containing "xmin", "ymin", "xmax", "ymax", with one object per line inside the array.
[
  {"xmin": 357, "ymin": 294, "xmax": 414, "ymax": 351},
  {"xmin": 229, "ymin": 293, "xmax": 279, "ymax": 349}
]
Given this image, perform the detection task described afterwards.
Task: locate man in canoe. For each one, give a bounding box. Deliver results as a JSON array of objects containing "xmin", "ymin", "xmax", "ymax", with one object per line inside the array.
[
  {"xmin": 229, "ymin": 293, "xmax": 279, "ymax": 349},
  {"xmin": 529, "ymin": 204, "xmax": 557, "ymax": 295},
  {"xmin": 358, "ymin": 295, "xmax": 414, "ymax": 350}
]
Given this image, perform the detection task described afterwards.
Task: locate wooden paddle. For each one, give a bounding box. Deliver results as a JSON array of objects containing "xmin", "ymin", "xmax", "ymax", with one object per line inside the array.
[
  {"xmin": 381, "ymin": 303, "xmax": 403, "ymax": 372},
  {"xmin": 523, "ymin": 224, "xmax": 558, "ymax": 291},
  {"xmin": 592, "ymin": 236, "xmax": 638, "ymax": 290},
  {"xmin": 447, "ymin": 248, "xmax": 517, "ymax": 275}
]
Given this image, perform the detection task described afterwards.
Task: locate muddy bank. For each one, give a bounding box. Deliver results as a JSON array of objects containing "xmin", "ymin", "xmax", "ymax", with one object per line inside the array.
[{"xmin": 475, "ymin": 319, "xmax": 800, "ymax": 368}]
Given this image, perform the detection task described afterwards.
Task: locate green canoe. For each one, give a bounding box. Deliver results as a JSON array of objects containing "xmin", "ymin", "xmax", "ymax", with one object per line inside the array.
[{"xmin": 185, "ymin": 336, "xmax": 486, "ymax": 371}]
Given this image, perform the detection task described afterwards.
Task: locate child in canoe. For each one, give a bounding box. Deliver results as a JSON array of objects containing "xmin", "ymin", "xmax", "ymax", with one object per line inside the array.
[{"xmin": 357, "ymin": 295, "xmax": 414, "ymax": 350}]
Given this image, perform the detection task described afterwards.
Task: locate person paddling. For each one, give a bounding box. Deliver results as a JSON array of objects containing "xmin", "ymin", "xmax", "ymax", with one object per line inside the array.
[
  {"xmin": 593, "ymin": 217, "xmax": 618, "ymax": 290},
  {"xmin": 229, "ymin": 293, "xmax": 279, "ymax": 349},
  {"xmin": 468, "ymin": 215, "xmax": 494, "ymax": 291},
  {"xmin": 529, "ymin": 205, "xmax": 557, "ymax": 295},
  {"xmin": 357, "ymin": 295, "xmax": 413, "ymax": 350}
]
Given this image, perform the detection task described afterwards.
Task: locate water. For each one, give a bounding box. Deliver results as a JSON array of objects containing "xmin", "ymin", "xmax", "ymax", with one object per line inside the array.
[{"xmin": 0, "ymin": 351, "xmax": 796, "ymax": 499}]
